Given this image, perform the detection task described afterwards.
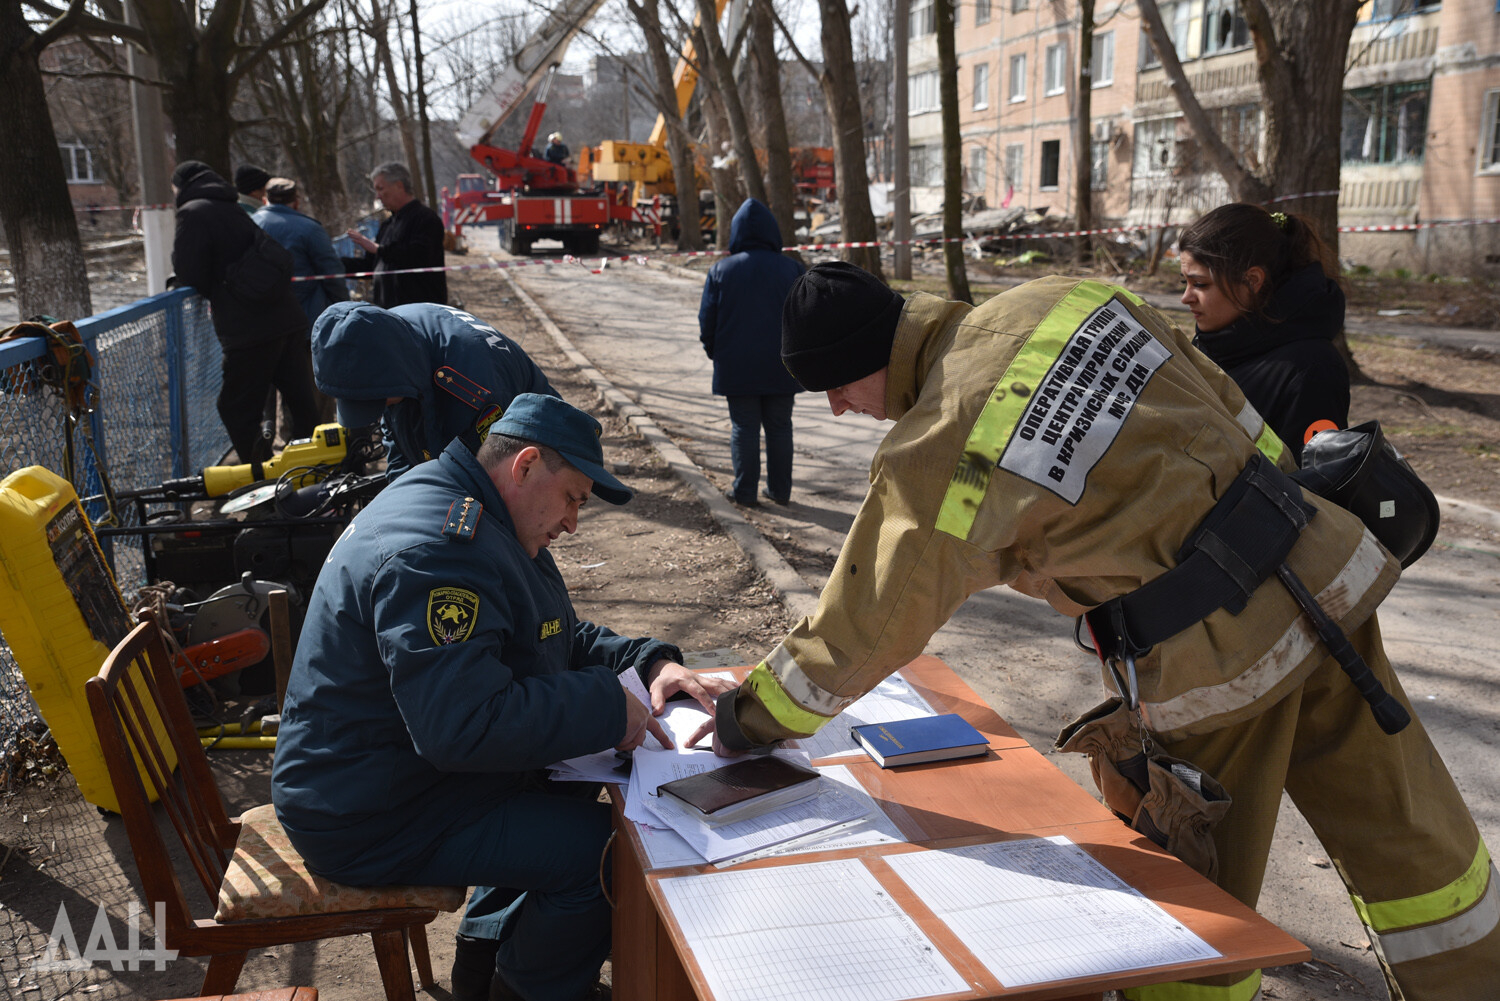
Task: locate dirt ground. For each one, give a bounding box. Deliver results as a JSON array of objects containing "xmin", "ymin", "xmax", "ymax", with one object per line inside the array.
[{"xmin": 2, "ymin": 245, "xmax": 1498, "ymax": 1001}]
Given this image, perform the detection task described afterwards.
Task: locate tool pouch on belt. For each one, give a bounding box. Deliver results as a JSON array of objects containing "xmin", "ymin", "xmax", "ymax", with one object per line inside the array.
[{"xmin": 1056, "ymin": 699, "xmax": 1232, "ymax": 881}]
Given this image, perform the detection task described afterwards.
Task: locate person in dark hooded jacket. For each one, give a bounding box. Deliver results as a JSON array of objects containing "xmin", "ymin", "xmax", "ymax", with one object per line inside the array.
[
  {"xmin": 698, "ymin": 198, "xmax": 804, "ymax": 505},
  {"xmin": 1177, "ymin": 202, "xmax": 1349, "ymax": 464},
  {"xmin": 312, "ymin": 300, "xmax": 558, "ymax": 480},
  {"xmin": 170, "ymin": 160, "xmax": 318, "ymax": 464}
]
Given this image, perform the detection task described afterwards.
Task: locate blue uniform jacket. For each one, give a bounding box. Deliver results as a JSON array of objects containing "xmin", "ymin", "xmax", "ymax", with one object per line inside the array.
[
  {"xmin": 271, "ymin": 439, "xmax": 680, "ymax": 882},
  {"xmin": 313, "ymin": 301, "xmax": 558, "ymax": 480},
  {"xmin": 253, "ymin": 203, "xmax": 350, "ymax": 326},
  {"xmin": 698, "ymin": 199, "xmax": 804, "ymax": 397}
]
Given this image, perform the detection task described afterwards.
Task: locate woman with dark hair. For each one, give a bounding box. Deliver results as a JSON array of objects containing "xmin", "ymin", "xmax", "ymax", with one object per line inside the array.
[{"xmin": 1177, "ymin": 202, "xmax": 1348, "ymax": 463}]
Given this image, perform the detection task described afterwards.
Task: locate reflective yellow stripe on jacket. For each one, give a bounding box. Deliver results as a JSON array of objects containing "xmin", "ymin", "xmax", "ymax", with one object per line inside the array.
[
  {"xmin": 741, "ymin": 644, "xmax": 854, "ymax": 738},
  {"xmin": 1236, "ymin": 400, "xmax": 1286, "ymax": 465},
  {"xmin": 935, "ymin": 281, "xmax": 1141, "ymax": 541}
]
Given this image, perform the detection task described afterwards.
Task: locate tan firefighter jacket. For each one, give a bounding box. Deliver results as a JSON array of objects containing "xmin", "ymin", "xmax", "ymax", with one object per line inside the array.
[{"xmin": 728, "ymin": 277, "xmax": 1399, "ymax": 747}]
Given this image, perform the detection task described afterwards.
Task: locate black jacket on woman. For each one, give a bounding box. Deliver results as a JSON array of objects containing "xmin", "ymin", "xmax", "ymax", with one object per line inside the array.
[
  {"xmin": 172, "ymin": 169, "xmax": 309, "ymax": 349},
  {"xmin": 1193, "ymin": 263, "xmax": 1349, "ymax": 464}
]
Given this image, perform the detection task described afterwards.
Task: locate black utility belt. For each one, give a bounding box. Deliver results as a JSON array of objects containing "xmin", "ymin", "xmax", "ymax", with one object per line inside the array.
[{"xmin": 1082, "ymin": 453, "xmax": 1408, "ymax": 735}]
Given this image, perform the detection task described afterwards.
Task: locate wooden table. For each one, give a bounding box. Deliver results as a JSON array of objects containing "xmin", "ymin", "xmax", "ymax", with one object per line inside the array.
[
  {"xmin": 610, "ymin": 655, "xmax": 1308, "ymax": 1001},
  {"xmin": 157, "ymin": 991, "xmax": 316, "ymax": 1001}
]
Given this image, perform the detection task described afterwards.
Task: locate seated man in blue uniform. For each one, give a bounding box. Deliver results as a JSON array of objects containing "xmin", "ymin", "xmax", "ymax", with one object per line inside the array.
[
  {"xmin": 312, "ymin": 300, "xmax": 559, "ymax": 481},
  {"xmin": 271, "ymin": 393, "xmax": 734, "ymax": 1001}
]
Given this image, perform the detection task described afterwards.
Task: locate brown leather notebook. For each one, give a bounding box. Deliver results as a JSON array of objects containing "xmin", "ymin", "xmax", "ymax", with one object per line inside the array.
[{"xmin": 657, "ymin": 756, "xmax": 821, "ymax": 825}]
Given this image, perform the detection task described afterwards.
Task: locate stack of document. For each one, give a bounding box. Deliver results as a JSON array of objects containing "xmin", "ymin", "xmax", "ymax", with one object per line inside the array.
[
  {"xmin": 546, "ymin": 669, "xmax": 924, "ymax": 867},
  {"xmin": 621, "ymin": 702, "xmax": 871, "ymax": 865}
]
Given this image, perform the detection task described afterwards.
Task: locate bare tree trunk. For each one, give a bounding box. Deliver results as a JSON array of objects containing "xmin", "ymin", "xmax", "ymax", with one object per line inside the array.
[
  {"xmin": 935, "ymin": 0, "xmax": 969, "ymax": 302},
  {"xmin": 624, "ymin": 0, "xmax": 704, "ymax": 250},
  {"xmin": 1242, "ymin": 0, "xmax": 1355, "ymax": 256},
  {"xmin": 368, "ymin": 0, "xmax": 422, "ymax": 195},
  {"xmin": 246, "ymin": 0, "xmax": 351, "ymax": 224},
  {"xmin": 700, "ymin": 75, "xmax": 741, "ymax": 252},
  {"xmin": 0, "ymin": 1, "xmax": 91, "ymax": 320},
  {"xmin": 1073, "ymin": 0, "xmax": 1094, "ymax": 266},
  {"xmin": 750, "ymin": 0, "xmax": 797, "ymax": 246},
  {"xmin": 694, "ymin": 0, "xmax": 766, "ymax": 206},
  {"xmin": 409, "ymin": 0, "xmax": 436, "ymax": 210},
  {"xmin": 816, "ymin": 0, "xmax": 881, "ymax": 278}
]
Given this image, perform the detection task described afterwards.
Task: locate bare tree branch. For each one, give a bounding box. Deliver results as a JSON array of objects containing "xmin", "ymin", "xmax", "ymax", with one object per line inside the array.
[
  {"xmin": 1135, "ymin": 0, "xmax": 1267, "ymax": 200},
  {"xmin": 33, "ymin": 0, "xmax": 85, "ymax": 50},
  {"xmin": 230, "ymin": 0, "xmax": 334, "ymax": 85},
  {"xmin": 766, "ymin": 2, "xmax": 818, "ymax": 80},
  {"xmin": 40, "ymin": 67, "xmax": 168, "ymax": 86},
  {"xmin": 22, "ymin": 0, "xmax": 147, "ymax": 47}
]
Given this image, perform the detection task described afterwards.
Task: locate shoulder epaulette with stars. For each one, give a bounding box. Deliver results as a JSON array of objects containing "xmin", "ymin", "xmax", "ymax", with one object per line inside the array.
[
  {"xmin": 434, "ymin": 366, "xmax": 491, "ymax": 411},
  {"xmin": 443, "ymin": 496, "xmax": 481, "ymax": 542}
]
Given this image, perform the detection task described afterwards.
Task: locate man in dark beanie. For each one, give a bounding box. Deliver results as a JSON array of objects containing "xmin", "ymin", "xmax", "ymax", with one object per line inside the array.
[
  {"xmin": 234, "ymin": 163, "xmax": 271, "ymax": 213},
  {"xmin": 171, "ymin": 160, "xmax": 318, "ymax": 463},
  {"xmin": 699, "ymin": 265, "xmax": 1496, "ymax": 1001},
  {"xmin": 780, "ymin": 260, "xmax": 903, "ymax": 395}
]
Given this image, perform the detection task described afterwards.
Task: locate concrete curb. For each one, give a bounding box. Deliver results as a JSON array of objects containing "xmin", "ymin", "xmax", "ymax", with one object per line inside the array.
[{"xmin": 501, "ymin": 268, "xmax": 820, "ymax": 622}]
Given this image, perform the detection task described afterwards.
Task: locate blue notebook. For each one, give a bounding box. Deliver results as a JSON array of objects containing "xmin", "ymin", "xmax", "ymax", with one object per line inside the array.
[{"xmin": 850, "ymin": 713, "xmax": 990, "ymax": 768}]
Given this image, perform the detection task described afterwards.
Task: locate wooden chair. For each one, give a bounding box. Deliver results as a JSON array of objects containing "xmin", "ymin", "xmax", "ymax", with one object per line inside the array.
[{"xmin": 86, "ymin": 616, "xmax": 465, "ymax": 1001}]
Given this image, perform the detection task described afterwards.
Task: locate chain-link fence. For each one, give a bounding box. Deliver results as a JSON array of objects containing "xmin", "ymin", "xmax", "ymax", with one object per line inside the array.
[{"xmin": 0, "ymin": 288, "xmax": 225, "ymax": 787}]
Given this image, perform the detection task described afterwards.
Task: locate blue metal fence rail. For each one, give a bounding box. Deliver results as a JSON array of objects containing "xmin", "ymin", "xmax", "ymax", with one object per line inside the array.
[{"xmin": 0, "ymin": 288, "xmax": 224, "ymax": 785}]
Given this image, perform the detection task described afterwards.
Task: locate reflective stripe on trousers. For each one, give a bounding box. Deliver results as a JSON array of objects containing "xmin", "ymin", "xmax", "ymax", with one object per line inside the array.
[{"xmin": 1124, "ymin": 970, "xmax": 1260, "ymax": 1001}]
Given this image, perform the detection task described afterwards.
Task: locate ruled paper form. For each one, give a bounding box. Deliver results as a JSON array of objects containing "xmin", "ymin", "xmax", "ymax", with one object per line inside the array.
[
  {"xmin": 658, "ymin": 858, "xmax": 970, "ymax": 1001},
  {"xmin": 885, "ymin": 836, "xmax": 1220, "ymax": 986}
]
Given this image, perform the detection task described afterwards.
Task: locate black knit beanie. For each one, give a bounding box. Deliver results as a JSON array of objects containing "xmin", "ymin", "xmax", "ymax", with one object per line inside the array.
[
  {"xmin": 780, "ymin": 262, "xmax": 905, "ymax": 392},
  {"xmin": 234, "ymin": 164, "xmax": 271, "ymax": 195},
  {"xmin": 171, "ymin": 160, "xmax": 214, "ymax": 189}
]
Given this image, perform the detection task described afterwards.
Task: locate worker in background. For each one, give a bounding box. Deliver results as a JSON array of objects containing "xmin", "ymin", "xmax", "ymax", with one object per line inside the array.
[
  {"xmin": 234, "ymin": 164, "xmax": 270, "ymax": 214},
  {"xmin": 170, "ymin": 160, "xmax": 318, "ymax": 464},
  {"xmin": 544, "ymin": 132, "xmax": 569, "ymax": 166},
  {"xmin": 1177, "ymin": 202, "xmax": 1349, "ymax": 464},
  {"xmin": 254, "ymin": 177, "xmax": 349, "ymax": 328},
  {"xmin": 311, "ymin": 300, "xmax": 558, "ymax": 481},
  {"xmin": 698, "ymin": 198, "xmax": 804, "ymax": 506},
  {"xmin": 343, "ymin": 162, "xmax": 448, "ymax": 308},
  {"xmin": 272, "ymin": 393, "xmax": 736, "ymax": 1001},
  {"xmin": 695, "ymin": 262, "xmax": 1496, "ymax": 1000}
]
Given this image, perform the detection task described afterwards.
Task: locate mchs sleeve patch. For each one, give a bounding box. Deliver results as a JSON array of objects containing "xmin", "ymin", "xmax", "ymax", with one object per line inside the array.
[{"xmin": 428, "ymin": 587, "xmax": 479, "ymax": 645}]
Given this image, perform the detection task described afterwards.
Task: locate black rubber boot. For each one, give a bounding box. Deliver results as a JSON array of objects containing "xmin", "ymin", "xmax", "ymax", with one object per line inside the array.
[{"xmin": 451, "ymin": 934, "xmax": 500, "ymax": 1001}]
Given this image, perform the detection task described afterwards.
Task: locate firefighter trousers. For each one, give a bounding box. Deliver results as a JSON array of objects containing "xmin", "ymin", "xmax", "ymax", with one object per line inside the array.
[{"xmin": 1122, "ymin": 614, "xmax": 1498, "ymax": 1001}]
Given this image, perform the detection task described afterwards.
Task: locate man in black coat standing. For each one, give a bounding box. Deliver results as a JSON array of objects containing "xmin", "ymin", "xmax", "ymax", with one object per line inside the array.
[
  {"xmin": 171, "ymin": 160, "xmax": 319, "ymax": 464},
  {"xmin": 344, "ymin": 162, "xmax": 448, "ymax": 308}
]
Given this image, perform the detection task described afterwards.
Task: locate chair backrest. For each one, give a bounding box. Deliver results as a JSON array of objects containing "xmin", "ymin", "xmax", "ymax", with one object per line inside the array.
[{"xmin": 85, "ymin": 616, "xmax": 240, "ymax": 939}]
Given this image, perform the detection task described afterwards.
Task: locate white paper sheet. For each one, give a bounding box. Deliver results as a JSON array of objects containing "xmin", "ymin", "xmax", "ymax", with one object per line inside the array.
[
  {"xmin": 657, "ymin": 859, "xmax": 969, "ymax": 1001},
  {"xmin": 760, "ymin": 764, "xmax": 908, "ymax": 855},
  {"xmin": 645, "ymin": 780, "xmax": 870, "ymax": 866},
  {"xmin": 549, "ymin": 669, "xmax": 737, "ymax": 784},
  {"xmin": 793, "ymin": 673, "xmax": 938, "ymax": 759},
  {"xmin": 885, "ymin": 836, "xmax": 1221, "ymax": 986},
  {"xmin": 627, "ymin": 764, "xmax": 905, "ymax": 869}
]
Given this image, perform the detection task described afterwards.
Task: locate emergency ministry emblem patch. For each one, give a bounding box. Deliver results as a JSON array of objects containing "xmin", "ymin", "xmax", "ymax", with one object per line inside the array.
[{"xmin": 427, "ymin": 587, "xmax": 479, "ymax": 645}]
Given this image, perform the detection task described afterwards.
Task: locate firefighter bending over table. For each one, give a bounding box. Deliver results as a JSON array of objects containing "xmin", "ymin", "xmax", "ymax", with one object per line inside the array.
[{"xmin": 694, "ymin": 262, "xmax": 1496, "ymax": 1000}]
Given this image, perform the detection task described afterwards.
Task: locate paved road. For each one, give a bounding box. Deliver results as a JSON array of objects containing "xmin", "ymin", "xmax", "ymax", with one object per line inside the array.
[{"xmin": 496, "ymin": 246, "xmax": 1500, "ymax": 997}]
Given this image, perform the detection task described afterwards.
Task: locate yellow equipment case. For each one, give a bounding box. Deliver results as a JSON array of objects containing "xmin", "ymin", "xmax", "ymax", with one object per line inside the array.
[{"xmin": 0, "ymin": 465, "xmax": 172, "ymax": 812}]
